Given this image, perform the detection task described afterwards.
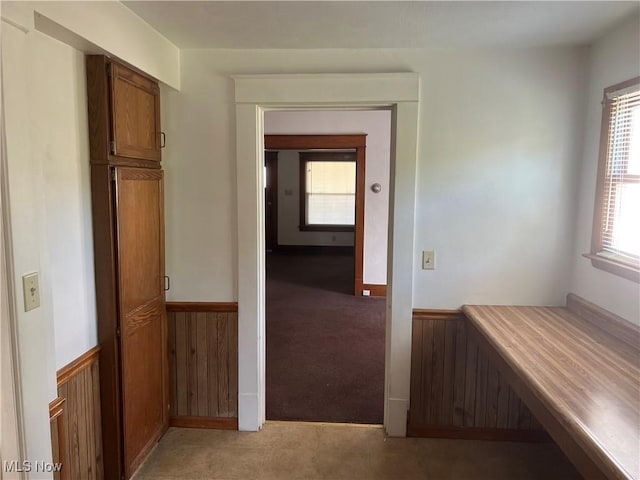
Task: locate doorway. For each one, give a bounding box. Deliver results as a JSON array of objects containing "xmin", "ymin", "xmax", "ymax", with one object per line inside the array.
[
  {"xmin": 264, "ymin": 130, "xmax": 387, "ymax": 423},
  {"xmin": 265, "ymin": 134, "xmax": 368, "ymax": 296},
  {"xmin": 234, "ymin": 73, "xmax": 420, "ymax": 435},
  {"xmin": 265, "ymin": 151, "xmax": 278, "ymax": 252}
]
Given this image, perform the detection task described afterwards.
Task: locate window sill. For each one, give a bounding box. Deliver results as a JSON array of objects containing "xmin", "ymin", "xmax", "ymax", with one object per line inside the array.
[
  {"xmin": 583, "ymin": 253, "xmax": 640, "ymax": 283},
  {"xmin": 299, "ymin": 225, "xmax": 355, "ymax": 233}
]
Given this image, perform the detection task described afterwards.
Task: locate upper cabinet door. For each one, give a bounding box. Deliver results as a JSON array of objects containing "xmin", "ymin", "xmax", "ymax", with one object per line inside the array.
[{"xmin": 111, "ymin": 63, "xmax": 161, "ymax": 162}]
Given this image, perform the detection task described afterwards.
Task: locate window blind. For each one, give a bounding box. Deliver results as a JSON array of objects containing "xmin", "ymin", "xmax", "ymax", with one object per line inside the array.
[
  {"xmin": 600, "ymin": 84, "xmax": 640, "ymax": 262},
  {"xmin": 305, "ymin": 161, "xmax": 356, "ymax": 225}
]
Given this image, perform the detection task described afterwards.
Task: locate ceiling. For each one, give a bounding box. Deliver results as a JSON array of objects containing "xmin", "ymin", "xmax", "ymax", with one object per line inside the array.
[{"xmin": 122, "ymin": 1, "xmax": 639, "ymax": 49}]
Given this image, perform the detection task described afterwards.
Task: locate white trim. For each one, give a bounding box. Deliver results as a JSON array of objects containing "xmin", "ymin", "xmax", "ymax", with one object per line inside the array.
[
  {"xmin": 0, "ymin": 14, "xmax": 27, "ymax": 471},
  {"xmin": 235, "ymin": 73, "xmax": 419, "ymax": 435},
  {"xmin": 234, "ymin": 73, "xmax": 419, "ymax": 105}
]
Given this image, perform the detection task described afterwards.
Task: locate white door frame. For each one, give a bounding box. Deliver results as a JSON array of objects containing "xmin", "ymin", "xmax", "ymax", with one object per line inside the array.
[
  {"xmin": 234, "ymin": 74, "xmax": 419, "ymax": 435},
  {"xmin": 1, "ymin": 24, "xmax": 26, "ymax": 473}
]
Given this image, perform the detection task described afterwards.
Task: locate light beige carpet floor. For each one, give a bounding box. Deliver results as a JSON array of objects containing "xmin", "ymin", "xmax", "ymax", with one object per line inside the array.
[{"xmin": 133, "ymin": 422, "xmax": 582, "ymax": 480}]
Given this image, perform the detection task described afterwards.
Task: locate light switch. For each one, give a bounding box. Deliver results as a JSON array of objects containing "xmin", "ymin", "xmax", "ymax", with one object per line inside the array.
[
  {"xmin": 22, "ymin": 272, "xmax": 40, "ymax": 312},
  {"xmin": 422, "ymin": 251, "xmax": 435, "ymax": 270}
]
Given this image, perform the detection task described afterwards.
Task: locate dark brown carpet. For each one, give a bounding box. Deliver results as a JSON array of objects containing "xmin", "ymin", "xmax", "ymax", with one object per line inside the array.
[{"xmin": 266, "ymin": 252, "xmax": 385, "ymax": 424}]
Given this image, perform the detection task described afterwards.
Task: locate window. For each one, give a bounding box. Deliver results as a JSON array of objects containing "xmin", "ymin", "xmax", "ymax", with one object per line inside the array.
[
  {"xmin": 587, "ymin": 76, "xmax": 640, "ymax": 282},
  {"xmin": 299, "ymin": 152, "xmax": 356, "ymax": 232}
]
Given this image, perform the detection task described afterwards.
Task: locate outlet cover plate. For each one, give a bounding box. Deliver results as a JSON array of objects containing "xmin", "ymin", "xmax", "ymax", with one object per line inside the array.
[
  {"xmin": 22, "ymin": 272, "xmax": 40, "ymax": 312},
  {"xmin": 422, "ymin": 250, "xmax": 435, "ymax": 270}
]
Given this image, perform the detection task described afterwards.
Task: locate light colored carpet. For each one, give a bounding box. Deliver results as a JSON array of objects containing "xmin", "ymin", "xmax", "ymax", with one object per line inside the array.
[{"xmin": 133, "ymin": 422, "xmax": 582, "ymax": 480}]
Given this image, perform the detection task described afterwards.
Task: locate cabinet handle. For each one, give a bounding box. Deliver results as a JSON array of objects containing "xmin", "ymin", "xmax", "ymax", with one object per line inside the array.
[
  {"xmin": 164, "ymin": 276, "xmax": 170, "ymax": 291},
  {"xmin": 160, "ymin": 132, "xmax": 166, "ymax": 148}
]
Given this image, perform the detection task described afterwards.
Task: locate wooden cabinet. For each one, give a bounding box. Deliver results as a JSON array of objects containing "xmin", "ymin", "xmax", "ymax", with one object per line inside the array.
[
  {"xmin": 87, "ymin": 56, "xmax": 162, "ymax": 167},
  {"xmin": 111, "ymin": 63, "xmax": 162, "ymax": 162},
  {"xmin": 86, "ymin": 56, "xmax": 168, "ymax": 480}
]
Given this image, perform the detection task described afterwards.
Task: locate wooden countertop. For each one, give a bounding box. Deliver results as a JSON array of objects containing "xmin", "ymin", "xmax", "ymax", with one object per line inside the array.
[{"xmin": 462, "ymin": 304, "xmax": 640, "ymax": 480}]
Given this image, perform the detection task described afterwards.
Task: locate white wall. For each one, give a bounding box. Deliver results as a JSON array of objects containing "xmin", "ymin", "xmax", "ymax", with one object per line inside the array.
[
  {"xmin": 569, "ymin": 13, "xmax": 640, "ymax": 324},
  {"xmin": 265, "ymin": 110, "xmax": 391, "ymax": 285},
  {"xmin": 3, "ymin": 25, "xmax": 59, "ymax": 476},
  {"xmin": 164, "ymin": 47, "xmax": 586, "ymax": 305},
  {"xmin": 1, "ymin": 1, "xmax": 179, "ymax": 470},
  {"xmin": 35, "ymin": 33, "xmax": 98, "ymax": 370},
  {"xmin": 3, "ymin": 0, "xmax": 181, "ymax": 89},
  {"xmin": 3, "ymin": 23, "xmax": 98, "ymax": 472},
  {"xmin": 413, "ymin": 50, "xmax": 588, "ymax": 308}
]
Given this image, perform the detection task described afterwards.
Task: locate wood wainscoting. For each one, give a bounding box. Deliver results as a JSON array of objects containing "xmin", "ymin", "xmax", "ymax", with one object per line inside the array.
[
  {"xmin": 167, "ymin": 302, "xmax": 239, "ymax": 429},
  {"xmin": 409, "ymin": 310, "xmax": 547, "ymax": 441},
  {"xmin": 56, "ymin": 346, "xmax": 104, "ymax": 480},
  {"xmin": 49, "ymin": 397, "xmax": 68, "ymax": 480}
]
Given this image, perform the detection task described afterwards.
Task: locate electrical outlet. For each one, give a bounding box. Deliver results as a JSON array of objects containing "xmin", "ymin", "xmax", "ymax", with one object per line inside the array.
[
  {"xmin": 22, "ymin": 272, "xmax": 40, "ymax": 311},
  {"xmin": 422, "ymin": 250, "xmax": 435, "ymax": 270},
  {"xmin": 362, "ymin": 289, "xmax": 371, "ymax": 296}
]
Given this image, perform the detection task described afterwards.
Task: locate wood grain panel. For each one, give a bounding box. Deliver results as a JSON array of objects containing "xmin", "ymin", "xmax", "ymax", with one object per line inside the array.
[
  {"xmin": 409, "ymin": 310, "xmax": 546, "ymax": 441},
  {"xmin": 56, "ymin": 347, "xmax": 103, "ymax": 480},
  {"xmin": 111, "ymin": 62, "xmax": 161, "ymax": 162},
  {"xmin": 167, "ymin": 302, "xmax": 238, "ymax": 312},
  {"xmin": 49, "ymin": 397, "xmax": 68, "ymax": 480},
  {"xmin": 169, "ymin": 416, "xmax": 238, "ymax": 430},
  {"xmin": 116, "ymin": 167, "xmax": 167, "ymax": 478},
  {"xmin": 463, "ymin": 302, "xmax": 640, "ymax": 480},
  {"xmin": 265, "ymin": 134, "xmax": 367, "ymax": 149},
  {"xmin": 168, "ymin": 304, "xmax": 238, "ymax": 426}
]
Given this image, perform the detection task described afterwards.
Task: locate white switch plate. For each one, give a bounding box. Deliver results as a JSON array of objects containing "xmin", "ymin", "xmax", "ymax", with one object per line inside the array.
[
  {"xmin": 22, "ymin": 272, "xmax": 40, "ymax": 312},
  {"xmin": 422, "ymin": 250, "xmax": 435, "ymax": 270}
]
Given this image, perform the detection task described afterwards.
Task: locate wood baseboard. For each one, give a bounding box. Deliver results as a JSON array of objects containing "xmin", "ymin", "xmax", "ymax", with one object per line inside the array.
[
  {"xmin": 412, "ymin": 308, "xmax": 463, "ymax": 321},
  {"xmin": 407, "ymin": 424, "xmax": 551, "ymax": 443},
  {"xmin": 169, "ymin": 416, "xmax": 238, "ymax": 430},
  {"xmin": 362, "ymin": 284, "xmax": 387, "ymax": 297},
  {"xmin": 166, "ymin": 302, "xmax": 238, "ymax": 312}
]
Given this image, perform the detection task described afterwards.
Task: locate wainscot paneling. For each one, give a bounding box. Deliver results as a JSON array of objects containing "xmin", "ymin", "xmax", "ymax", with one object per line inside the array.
[
  {"xmin": 56, "ymin": 346, "xmax": 104, "ymax": 480},
  {"xmin": 49, "ymin": 397, "xmax": 68, "ymax": 480},
  {"xmin": 409, "ymin": 310, "xmax": 547, "ymax": 441},
  {"xmin": 167, "ymin": 302, "xmax": 238, "ymax": 428}
]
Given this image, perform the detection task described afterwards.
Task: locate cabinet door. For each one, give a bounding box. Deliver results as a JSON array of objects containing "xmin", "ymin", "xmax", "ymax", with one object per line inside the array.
[
  {"xmin": 114, "ymin": 167, "xmax": 167, "ymax": 477},
  {"xmin": 111, "ymin": 63, "xmax": 161, "ymax": 162}
]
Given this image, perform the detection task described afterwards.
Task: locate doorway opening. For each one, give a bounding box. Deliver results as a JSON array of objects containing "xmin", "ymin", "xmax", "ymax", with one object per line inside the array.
[
  {"xmin": 234, "ymin": 72, "xmax": 420, "ymax": 435},
  {"xmin": 263, "ymin": 113, "xmax": 390, "ymax": 424},
  {"xmin": 264, "ymin": 133, "xmax": 370, "ymax": 295}
]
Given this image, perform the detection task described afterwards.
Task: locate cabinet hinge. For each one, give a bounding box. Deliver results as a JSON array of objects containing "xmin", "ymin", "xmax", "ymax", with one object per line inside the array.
[
  {"xmin": 110, "ymin": 169, "xmax": 116, "ymax": 181},
  {"xmin": 106, "ymin": 63, "xmax": 112, "ymax": 77},
  {"xmin": 110, "ymin": 140, "xmax": 116, "ymax": 155},
  {"xmin": 116, "ymin": 326, "xmax": 121, "ymax": 337}
]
